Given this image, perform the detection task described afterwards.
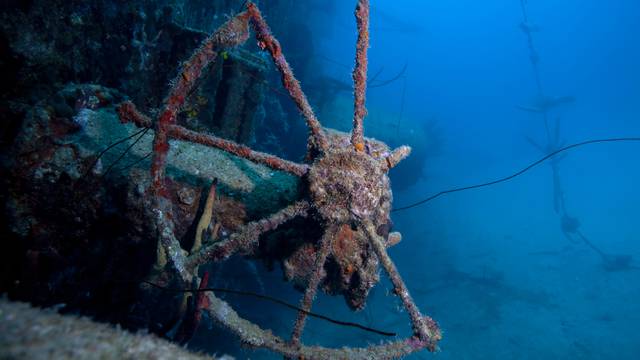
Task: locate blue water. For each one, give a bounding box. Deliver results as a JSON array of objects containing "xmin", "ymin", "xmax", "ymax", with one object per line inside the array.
[
  {"xmin": 321, "ymin": 1, "xmax": 640, "ymax": 358},
  {"xmin": 151, "ymin": 0, "xmax": 640, "ymax": 359},
  {"xmin": 2, "ymin": 1, "xmax": 638, "ymax": 358},
  {"xmin": 189, "ymin": 1, "xmax": 640, "ymax": 358}
]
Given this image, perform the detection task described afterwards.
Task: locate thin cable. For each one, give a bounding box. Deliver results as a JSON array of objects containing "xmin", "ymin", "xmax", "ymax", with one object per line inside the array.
[
  {"xmin": 392, "ymin": 137, "xmax": 640, "ymax": 212},
  {"xmin": 117, "ymin": 151, "xmax": 152, "ymax": 173},
  {"xmin": 394, "ymin": 75, "xmax": 407, "ymax": 144},
  {"xmin": 84, "ymin": 128, "xmax": 148, "ymax": 177},
  {"xmin": 368, "ymin": 62, "xmax": 408, "ymax": 89},
  {"xmin": 142, "ymin": 281, "xmax": 396, "ymax": 337},
  {"xmin": 101, "ymin": 128, "xmax": 150, "ymax": 178},
  {"xmin": 368, "ymin": 66, "xmax": 386, "ymax": 85}
]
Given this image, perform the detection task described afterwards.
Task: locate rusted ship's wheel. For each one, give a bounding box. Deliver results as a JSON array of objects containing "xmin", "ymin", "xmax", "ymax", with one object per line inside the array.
[{"xmin": 117, "ymin": 1, "xmax": 441, "ymax": 358}]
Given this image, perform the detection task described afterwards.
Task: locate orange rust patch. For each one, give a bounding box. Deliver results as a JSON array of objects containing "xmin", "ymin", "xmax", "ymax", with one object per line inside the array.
[
  {"xmin": 333, "ymin": 224, "xmax": 356, "ymax": 254},
  {"xmin": 215, "ymin": 196, "xmax": 247, "ymax": 231},
  {"xmin": 343, "ymin": 263, "xmax": 355, "ymax": 276}
]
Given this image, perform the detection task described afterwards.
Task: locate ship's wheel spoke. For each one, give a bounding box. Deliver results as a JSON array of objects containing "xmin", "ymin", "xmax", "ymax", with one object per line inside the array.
[{"xmin": 290, "ymin": 226, "xmax": 335, "ymax": 344}]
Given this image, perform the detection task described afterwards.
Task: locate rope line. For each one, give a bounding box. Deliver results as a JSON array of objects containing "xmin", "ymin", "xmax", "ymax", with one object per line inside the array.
[
  {"xmin": 143, "ymin": 280, "xmax": 396, "ymax": 337},
  {"xmin": 392, "ymin": 137, "xmax": 640, "ymax": 212}
]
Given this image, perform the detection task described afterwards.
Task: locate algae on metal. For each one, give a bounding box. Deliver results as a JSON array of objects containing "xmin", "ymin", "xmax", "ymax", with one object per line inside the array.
[{"xmin": 74, "ymin": 103, "xmax": 300, "ymax": 218}]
